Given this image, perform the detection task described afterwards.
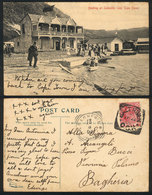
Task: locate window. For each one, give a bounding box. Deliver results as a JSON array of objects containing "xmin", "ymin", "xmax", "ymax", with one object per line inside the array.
[
  {"xmin": 33, "ymin": 25, "xmax": 37, "ymax": 31},
  {"xmin": 22, "ymin": 24, "xmax": 25, "ymax": 34},
  {"xmin": 17, "ymin": 42, "xmax": 20, "ymax": 47},
  {"xmin": 77, "ymin": 28, "xmax": 83, "ymax": 34},
  {"xmin": 70, "ymin": 40, "xmax": 74, "ymax": 48}
]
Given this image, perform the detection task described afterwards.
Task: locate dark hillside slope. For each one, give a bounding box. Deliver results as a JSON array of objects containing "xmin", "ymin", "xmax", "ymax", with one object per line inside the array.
[{"xmin": 3, "ymin": 2, "xmax": 69, "ymax": 41}]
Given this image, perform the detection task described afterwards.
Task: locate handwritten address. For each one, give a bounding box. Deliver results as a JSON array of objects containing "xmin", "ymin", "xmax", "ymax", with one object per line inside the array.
[{"xmin": 4, "ymin": 98, "xmax": 148, "ymax": 191}]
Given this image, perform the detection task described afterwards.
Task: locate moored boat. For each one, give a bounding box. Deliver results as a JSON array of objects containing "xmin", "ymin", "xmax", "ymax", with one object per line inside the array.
[
  {"xmin": 88, "ymin": 66, "xmax": 98, "ymax": 71},
  {"xmin": 98, "ymin": 58, "xmax": 108, "ymax": 63},
  {"xmin": 120, "ymin": 49, "xmax": 136, "ymax": 55}
]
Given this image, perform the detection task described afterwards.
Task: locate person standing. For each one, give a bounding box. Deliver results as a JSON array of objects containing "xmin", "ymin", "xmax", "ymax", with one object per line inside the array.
[
  {"xmin": 98, "ymin": 45, "xmax": 101, "ymax": 56},
  {"xmin": 88, "ymin": 45, "xmax": 92, "ymax": 57},
  {"xmin": 77, "ymin": 45, "xmax": 81, "ymax": 56},
  {"xmin": 6, "ymin": 44, "xmax": 11, "ymax": 57},
  {"xmin": 66, "ymin": 45, "xmax": 71, "ymax": 56},
  {"xmin": 28, "ymin": 42, "xmax": 38, "ymax": 68}
]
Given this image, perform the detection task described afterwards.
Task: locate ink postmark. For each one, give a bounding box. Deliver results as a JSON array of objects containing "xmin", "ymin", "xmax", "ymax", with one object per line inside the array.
[
  {"xmin": 75, "ymin": 111, "xmax": 104, "ymax": 141},
  {"xmin": 114, "ymin": 102, "xmax": 145, "ymax": 135}
]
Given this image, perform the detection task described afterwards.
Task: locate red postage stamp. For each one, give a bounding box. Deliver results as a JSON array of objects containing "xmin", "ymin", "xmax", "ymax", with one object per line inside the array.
[{"xmin": 114, "ymin": 102, "xmax": 145, "ymax": 134}]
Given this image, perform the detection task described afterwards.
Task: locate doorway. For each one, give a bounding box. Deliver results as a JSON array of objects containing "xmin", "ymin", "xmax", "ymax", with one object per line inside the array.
[
  {"xmin": 41, "ymin": 37, "xmax": 50, "ymax": 51},
  {"xmin": 70, "ymin": 39, "xmax": 74, "ymax": 48},
  {"xmin": 115, "ymin": 44, "xmax": 119, "ymax": 51},
  {"xmin": 56, "ymin": 41, "xmax": 60, "ymax": 50}
]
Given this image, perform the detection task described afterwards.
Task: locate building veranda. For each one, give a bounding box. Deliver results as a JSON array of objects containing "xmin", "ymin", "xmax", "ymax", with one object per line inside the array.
[{"xmin": 12, "ymin": 9, "xmax": 84, "ymax": 53}]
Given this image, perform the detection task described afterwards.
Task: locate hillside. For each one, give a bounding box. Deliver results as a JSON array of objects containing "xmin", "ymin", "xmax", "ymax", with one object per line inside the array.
[
  {"xmin": 84, "ymin": 27, "xmax": 149, "ymax": 41},
  {"xmin": 3, "ymin": 2, "xmax": 69, "ymax": 41},
  {"xmin": 3, "ymin": 2, "xmax": 149, "ymax": 42}
]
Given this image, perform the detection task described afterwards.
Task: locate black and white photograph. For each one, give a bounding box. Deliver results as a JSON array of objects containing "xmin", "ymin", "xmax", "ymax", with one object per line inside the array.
[
  {"xmin": 3, "ymin": 1, "xmax": 149, "ymax": 95},
  {"xmin": 1, "ymin": 1, "xmax": 151, "ymax": 193}
]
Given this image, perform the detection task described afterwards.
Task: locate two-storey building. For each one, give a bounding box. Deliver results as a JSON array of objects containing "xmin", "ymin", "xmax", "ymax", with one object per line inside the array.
[{"xmin": 12, "ymin": 9, "xmax": 84, "ymax": 53}]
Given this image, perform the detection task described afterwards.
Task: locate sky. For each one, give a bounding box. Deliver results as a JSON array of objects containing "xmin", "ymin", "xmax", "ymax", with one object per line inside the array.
[{"xmin": 47, "ymin": 2, "xmax": 148, "ymax": 30}]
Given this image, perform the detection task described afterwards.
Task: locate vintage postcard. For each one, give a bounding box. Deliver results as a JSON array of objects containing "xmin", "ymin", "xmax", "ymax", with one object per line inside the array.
[
  {"xmin": 3, "ymin": 2, "xmax": 149, "ymax": 96},
  {"xmin": 4, "ymin": 98, "xmax": 149, "ymax": 192}
]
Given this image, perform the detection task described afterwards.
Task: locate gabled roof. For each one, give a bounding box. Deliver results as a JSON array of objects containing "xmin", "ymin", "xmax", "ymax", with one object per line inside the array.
[
  {"xmin": 101, "ymin": 37, "xmax": 116, "ymax": 43},
  {"xmin": 88, "ymin": 37, "xmax": 122, "ymax": 44},
  {"xmin": 51, "ymin": 16, "xmax": 62, "ymax": 25},
  {"xmin": 28, "ymin": 14, "xmax": 41, "ymax": 23},
  {"xmin": 58, "ymin": 17, "xmax": 70, "ymax": 25},
  {"xmin": 88, "ymin": 39, "xmax": 104, "ymax": 44},
  {"xmin": 39, "ymin": 15, "xmax": 53, "ymax": 24},
  {"xmin": 67, "ymin": 18, "xmax": 77, "ymax": 26},
  {"xmin": 58, "ymin": 17, "xmax": 77, "ymax": 26},
  {"xmin": 137, "ymin": 38, "xmax": 149, "ymax": 43},
  {"xmin": 20, "ymin": 13, "xmax": 77, "ymax": 26}
]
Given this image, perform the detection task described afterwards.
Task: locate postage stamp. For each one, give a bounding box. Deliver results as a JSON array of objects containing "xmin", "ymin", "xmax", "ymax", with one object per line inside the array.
[
  {"xmin": 75, "ymin": 111, "xmax": 104, "ymax": 141},
  {"xmin": 114, "ymin": 102, "xmax": 145, "ymax": 135}
]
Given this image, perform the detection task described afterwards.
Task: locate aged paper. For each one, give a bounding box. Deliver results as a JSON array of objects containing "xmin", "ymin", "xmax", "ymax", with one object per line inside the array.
[
  {"xmin": 4, "ymin": 98, "xmax": 149, "ymax": 192},
  {"xmin": 3, "ymin": 2, "xmax": 149, "ymax": 96}
]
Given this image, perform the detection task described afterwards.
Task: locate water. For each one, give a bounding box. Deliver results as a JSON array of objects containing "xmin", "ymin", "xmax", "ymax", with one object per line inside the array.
[
  {"xmin": 71, "ymin": 54, "xmax": 149, "ymax": 95},
  {"xmin": 4, "ymin": 52, "xmax": 149, "ymax": 96}
]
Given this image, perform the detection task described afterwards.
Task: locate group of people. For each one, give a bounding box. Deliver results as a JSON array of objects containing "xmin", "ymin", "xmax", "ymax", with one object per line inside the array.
[
  {"xmin": 5, "ymin": 41, "xmax": 109, "ymax": 68},
  {"xmin": 88, "ymin": 44, "xmax": 106, "ymax": 57},
  {"xmin": 3, "ymin": 44, "xmax": 14, "ymax": 57},
  {"xmin": 77, "ymin": 43, "xmax": 108, "ymax": 57},
  {"xmin": 27, "ymin": 42, "xmax": 109, "ymax": 68}
]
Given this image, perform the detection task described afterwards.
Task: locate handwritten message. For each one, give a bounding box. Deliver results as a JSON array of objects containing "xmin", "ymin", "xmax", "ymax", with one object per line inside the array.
[
  {"xmin": 5, "ymin": 73, "xmax": 99, "ymax": 95},
  {"xmin": 4, "ymin": 99, "xmax": 149, "ymax": 191},
  {"xmin": 5, "ymin": 73, "xmax": 139, "ymax": 96}
]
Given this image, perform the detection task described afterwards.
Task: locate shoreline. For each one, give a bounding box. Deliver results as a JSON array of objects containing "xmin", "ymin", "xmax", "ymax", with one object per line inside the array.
[{"xmin": 4, "ymin": 52, "xmax": 149, "ymax": 96}]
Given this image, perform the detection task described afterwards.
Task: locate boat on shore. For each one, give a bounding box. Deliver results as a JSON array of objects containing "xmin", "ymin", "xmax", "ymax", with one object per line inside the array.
[
  {"xmin": 100, "ymin": 53, "xmax": 112, "ymax": 60},
  {"xmin": 84, "ymin": 55, "xmax": 109, "ymax": 66},
  {"xmin": 111, "ymin": 51, "xmax": 120, "ymax": 56},
  {"xmin": 98, "ymin": 57, "xmax": 108, "ymax": 63},
  {"xmin": 86, "ymin": 57, "xmax": 98, "ymax": 71},
  {"xmin": 88, "ymin": 66, "xmax": 98, "ymax": 71},
  {"xmin": 120, "ymin": 49, "xmax": 136, "ymax": 55}
]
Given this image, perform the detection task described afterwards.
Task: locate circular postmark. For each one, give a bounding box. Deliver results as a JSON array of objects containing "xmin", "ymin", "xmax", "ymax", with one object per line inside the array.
[{"xmin": 75, "ymin": 111, "xmax": 104, "ymax": 141}]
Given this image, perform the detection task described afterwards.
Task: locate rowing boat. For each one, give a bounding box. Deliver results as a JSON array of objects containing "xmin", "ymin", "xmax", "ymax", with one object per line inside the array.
[{"xmin": 88, "ymin": 66, "xmax": 98, "ymax": 71}]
